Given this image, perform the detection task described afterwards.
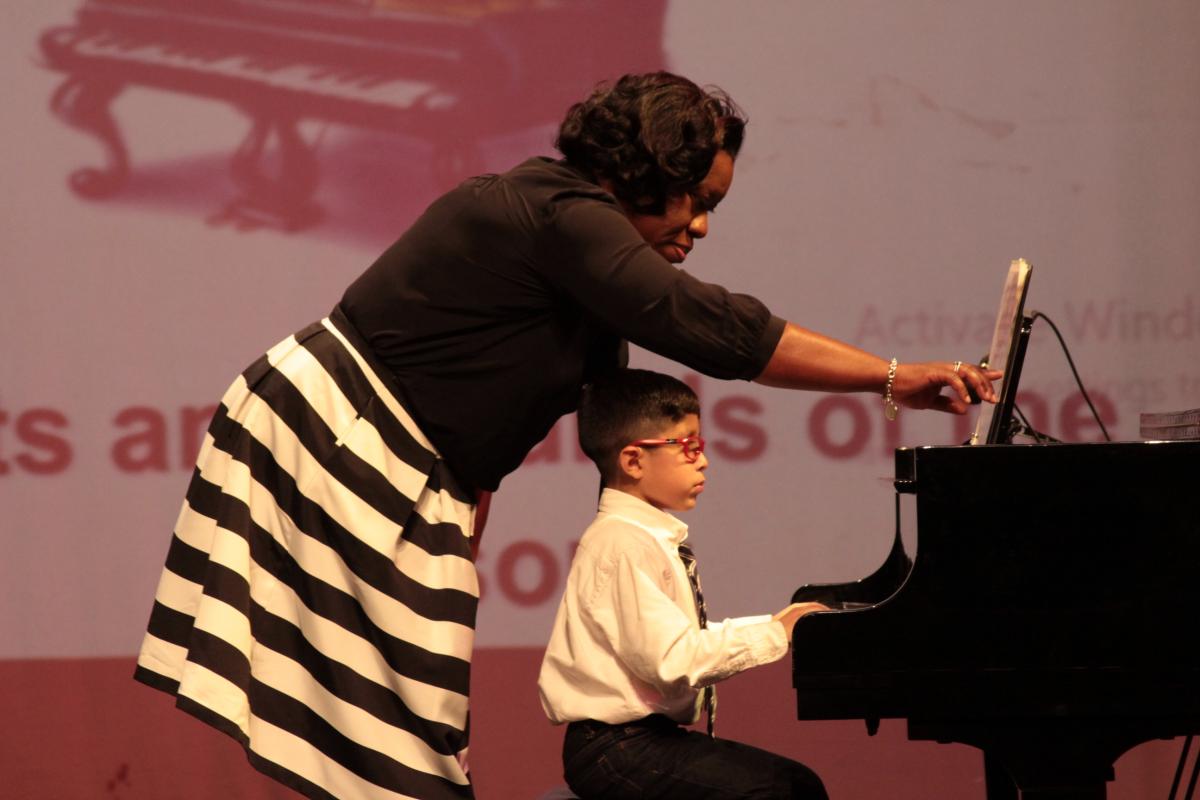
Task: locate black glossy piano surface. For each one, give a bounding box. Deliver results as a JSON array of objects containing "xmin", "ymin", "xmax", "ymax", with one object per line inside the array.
[{"xmin": 792, "ymin": 441, "xmax": 1200, "ymax": 799}]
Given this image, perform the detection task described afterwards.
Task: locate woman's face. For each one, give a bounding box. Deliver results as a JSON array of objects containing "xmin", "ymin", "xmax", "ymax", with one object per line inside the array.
[{"xmin": 623, "ymin": 150, "xmax": 735, "ymax": 264}]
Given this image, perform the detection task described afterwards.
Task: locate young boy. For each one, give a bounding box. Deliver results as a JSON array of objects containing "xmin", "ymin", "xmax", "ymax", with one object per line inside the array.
[{"xmin": 538, "ymin": 368, "xmax": 830, "ymax": 799}]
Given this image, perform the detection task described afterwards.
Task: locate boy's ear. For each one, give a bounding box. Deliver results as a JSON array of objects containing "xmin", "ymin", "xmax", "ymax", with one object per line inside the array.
[{"xmin": 616, "ymin": 445, "xmax": 644, "ymax": 480}]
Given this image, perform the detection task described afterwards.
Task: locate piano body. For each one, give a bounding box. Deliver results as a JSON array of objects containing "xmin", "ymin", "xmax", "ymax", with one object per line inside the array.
[
  {"xmin": 37, "ymin": 0, "xmax": 665, "ymax": 230},
  {"xmin": 792, "ymin": 441, "xmax": 1200, "ymax": 799}
]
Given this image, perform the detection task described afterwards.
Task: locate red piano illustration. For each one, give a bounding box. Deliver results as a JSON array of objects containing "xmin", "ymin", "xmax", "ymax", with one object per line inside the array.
[{"xmin": 40, "ymin": 0, "xmax": 666, "ymax": 231}]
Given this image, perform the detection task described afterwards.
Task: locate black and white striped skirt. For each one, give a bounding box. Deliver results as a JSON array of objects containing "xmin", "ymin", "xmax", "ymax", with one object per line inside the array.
[{"xmin": 135, "ymin": 309, "xmax": 479, "ymax": 800}]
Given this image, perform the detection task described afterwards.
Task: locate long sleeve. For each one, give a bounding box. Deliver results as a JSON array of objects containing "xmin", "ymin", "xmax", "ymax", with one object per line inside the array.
[
  {"xmin": 585, "ymin": 541, "xmax": 787, "ymax": 693},
  {"xmin": 538, "ymin": 475, "xmax": 787, "ymax": 726},
  {"xmin": 341, "ymin": 157, "xmax": 783, "ymax": 491},
  {"xmin": 539, "ymin": 191, "xmax": 785, "ymax": 381}
]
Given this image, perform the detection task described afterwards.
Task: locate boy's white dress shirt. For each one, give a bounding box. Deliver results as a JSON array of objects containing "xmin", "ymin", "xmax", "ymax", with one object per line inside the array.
[{"xmin": 538, "ymin": 488, "xmax": 789, "ymax": 726}]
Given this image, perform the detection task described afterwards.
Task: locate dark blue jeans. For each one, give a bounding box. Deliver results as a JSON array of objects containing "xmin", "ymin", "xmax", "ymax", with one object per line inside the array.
[{"xmin": 562, "ymin": 716, "xmax": 829, "ymax": 799}]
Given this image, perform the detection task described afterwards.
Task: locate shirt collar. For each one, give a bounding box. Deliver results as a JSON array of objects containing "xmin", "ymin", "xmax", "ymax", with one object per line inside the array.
[{"xmin": 597, "ymin": 488, "xmax": 689, "ymax": 546}]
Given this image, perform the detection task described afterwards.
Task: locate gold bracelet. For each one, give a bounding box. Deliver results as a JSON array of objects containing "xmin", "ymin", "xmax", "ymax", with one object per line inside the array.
[{"xmin": 883, "ymin": 357, "xmax": 899, "ymax": 421}]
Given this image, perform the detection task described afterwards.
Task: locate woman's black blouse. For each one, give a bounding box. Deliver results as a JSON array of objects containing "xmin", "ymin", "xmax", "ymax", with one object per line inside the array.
[{"xmin": 340, "ymin": 157, "xmax": 784, "ymax": 492}]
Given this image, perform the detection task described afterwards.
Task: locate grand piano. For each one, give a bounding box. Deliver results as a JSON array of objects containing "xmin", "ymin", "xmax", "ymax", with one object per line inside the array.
[
  {"xmin": 791, "ymin": 439, "xmax": 1200, "ymax": 799},
  {"xmin": 37, "ymin": 0, "xmax": 665, "ymax": 230}
]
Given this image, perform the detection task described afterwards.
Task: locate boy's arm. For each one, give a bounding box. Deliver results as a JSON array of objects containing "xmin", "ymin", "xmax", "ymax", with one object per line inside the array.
[
  {"xmin": 771, "ymin": 602, "xmax": 830, "ymax": 639},
  {"xmin": 587, "ymin": 545, "xmax": 790, "ymax": 691}
]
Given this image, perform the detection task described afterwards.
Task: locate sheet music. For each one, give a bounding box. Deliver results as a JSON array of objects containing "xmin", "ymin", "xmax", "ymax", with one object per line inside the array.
[{"xmin": 970, "ymin": 258, "xmax": 1032, "ymax": 445}]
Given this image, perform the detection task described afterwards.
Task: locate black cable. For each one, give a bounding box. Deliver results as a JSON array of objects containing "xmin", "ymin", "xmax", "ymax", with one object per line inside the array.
[
  {"xmin": 1012, "ymin": 404, "xmax": 1063, "ymax": 443},
  {"xmin": 1169, "ymin": 735, "xmax": 1191, "ymax": 799},
  {"xmin": 1013, "ymin": 403, "xmax": 1048, "ymax": 443},
  {"xmin": 1029, "ymin": 311, "xmax": 1111, "ymax": 441},
  {"xmin": 1012, "ymin": 403, "xmax": 1039, "ymax": 442}
]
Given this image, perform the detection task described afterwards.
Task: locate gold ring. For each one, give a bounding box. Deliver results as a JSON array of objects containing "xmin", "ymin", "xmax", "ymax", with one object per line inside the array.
[{"xmin": 953, "ymin": 360, "xmax": 962, "ymax": 374}]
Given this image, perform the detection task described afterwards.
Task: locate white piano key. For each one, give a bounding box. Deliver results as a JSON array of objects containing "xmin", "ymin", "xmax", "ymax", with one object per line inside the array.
[{"xmin": 70, "ymin": 31, "xmax": 456, "ymax": 111}]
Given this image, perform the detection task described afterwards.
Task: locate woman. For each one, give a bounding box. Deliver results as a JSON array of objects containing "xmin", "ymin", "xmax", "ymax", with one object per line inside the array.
[{"xmin": 134, "ymin": 72, "xmax": 998, "ymax": 800}]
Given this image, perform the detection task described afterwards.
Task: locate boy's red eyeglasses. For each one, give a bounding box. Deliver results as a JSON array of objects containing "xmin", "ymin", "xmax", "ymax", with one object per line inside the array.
[{"xmin": 628, "ymin": 436, "xmax": 706, "ymax": 462}]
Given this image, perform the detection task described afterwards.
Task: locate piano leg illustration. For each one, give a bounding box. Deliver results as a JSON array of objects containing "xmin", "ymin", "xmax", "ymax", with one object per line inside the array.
[
  {"xmin": 48, "ymin": 73, "xmax": 130, "ymax": 199},
  {"xmin": 211, "ymin": 113, "xmax": 323, "ymax": 232}
]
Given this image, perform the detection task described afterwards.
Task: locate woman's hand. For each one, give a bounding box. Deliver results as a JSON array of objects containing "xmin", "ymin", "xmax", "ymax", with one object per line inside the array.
[
  {"xmin": 755, "ymin": 323, "xmax": 1004, "ymax": 415},
  {"xmin": 891, "ymin": 361, "xmax": 1002, "ymax": 415}
]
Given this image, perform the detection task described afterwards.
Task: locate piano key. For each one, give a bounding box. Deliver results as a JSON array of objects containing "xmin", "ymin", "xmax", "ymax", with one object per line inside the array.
[{"xmin": 69, "ymin": 30, "xmax": 452, "ymax": 110}]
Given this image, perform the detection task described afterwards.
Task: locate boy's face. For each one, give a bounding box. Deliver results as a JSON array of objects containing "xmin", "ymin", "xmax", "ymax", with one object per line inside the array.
[{"xmin": 623, "ymin": 413, "xmax": 708, "ymax": 512}]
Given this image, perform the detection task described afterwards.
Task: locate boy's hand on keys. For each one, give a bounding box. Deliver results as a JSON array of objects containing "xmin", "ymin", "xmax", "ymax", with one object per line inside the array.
[{"xmin": 772, "ymin": 602, "xmax": 829, "ymax": 639}]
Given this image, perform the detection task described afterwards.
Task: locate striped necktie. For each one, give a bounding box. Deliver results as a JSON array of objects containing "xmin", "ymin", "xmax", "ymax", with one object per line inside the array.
[{"xmin": 677, "ymin": 540, "xmax": 717, "ymax": 737}]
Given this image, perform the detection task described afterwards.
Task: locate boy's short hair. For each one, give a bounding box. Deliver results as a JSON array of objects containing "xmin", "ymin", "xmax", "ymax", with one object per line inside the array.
[{"xmin": 578, "ymin": 368, "xmax": 700, "ymax": 484}]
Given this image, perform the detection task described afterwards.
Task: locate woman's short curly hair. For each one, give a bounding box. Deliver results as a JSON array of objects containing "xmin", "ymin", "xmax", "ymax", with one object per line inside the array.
[
  {"xmin": 556, "ymin": 72, "xmax": 746, "ymax": 215},
  {"xmin": 577, "ymin": 368, "xmax": 700, "ymax": 485}
]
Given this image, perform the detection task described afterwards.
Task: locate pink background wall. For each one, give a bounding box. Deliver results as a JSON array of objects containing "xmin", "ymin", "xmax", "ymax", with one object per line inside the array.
[{"xmin": 3, "ymin": 1, "xmax": 1198, "ymax": 797}]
